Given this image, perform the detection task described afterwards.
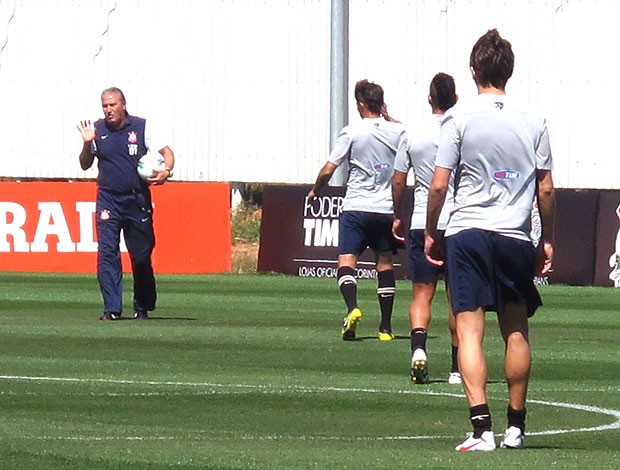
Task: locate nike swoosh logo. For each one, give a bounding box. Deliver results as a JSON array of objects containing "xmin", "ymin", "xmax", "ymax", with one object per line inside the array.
[
  {"xmin": 101, "ymin": 135, "xmax": 108, "ymax": 139},
  {"xmin": 471, "ymin": 415, "xmax": 490, "ymax": 421},
  {"xmin": 459, "ymin": 441, "xmax": 484, "ymax": 451}
]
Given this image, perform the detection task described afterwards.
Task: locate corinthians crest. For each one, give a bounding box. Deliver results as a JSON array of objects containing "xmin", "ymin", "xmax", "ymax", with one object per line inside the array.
[{"xmin": 127, "ymin": 131, "xmax": 139, "ymax": 156}]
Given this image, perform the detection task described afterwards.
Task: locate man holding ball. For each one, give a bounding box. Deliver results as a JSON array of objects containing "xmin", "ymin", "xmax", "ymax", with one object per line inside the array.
[{"xmin": 77, "ymin": 87, "xmax": 175, "ymax": 321}]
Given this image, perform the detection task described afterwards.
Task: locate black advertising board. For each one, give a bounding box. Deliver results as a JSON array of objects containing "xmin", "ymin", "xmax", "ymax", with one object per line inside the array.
[
  {"xmin": 258, "ymin": 185, "xmax": 619, "ymax": 287},
  {"xmin": 551, "ymin": 190, "xmax": 598, "ymax": 286},
  {"xmin": 257, "ymin": 185, "xmax": 411, "ymax": 280},
  {"xmin": 594, "ymin": 191, "xmax": 620, "ymax": 287}
]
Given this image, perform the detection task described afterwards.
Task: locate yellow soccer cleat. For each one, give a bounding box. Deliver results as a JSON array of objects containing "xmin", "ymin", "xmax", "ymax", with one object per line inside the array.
[
  {"xmin": 341, "ymin": 308, "xmax": 362, "ymax": 341},
  {"xmin": 378, "ymin": 330, "xmax": 394, "ymax": 341}
]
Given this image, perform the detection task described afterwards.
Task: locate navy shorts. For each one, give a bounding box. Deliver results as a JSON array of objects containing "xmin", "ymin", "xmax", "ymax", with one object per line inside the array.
[
  {"xmin": 408, "ymin": 229, "xmax": 445, "ymax": 283},
  {"xmin": 339, "ymin": 211, "xmax": 396, "ymax": 256},
  {"xmin": 445, "ymin": 229, "xmax": 542, "ymax": 317}
]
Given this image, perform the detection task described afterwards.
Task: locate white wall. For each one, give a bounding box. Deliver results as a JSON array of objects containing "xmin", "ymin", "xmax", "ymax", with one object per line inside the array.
[{"xmin": 0, "ymin": 0, "xmax": 617, "ymax": 188}]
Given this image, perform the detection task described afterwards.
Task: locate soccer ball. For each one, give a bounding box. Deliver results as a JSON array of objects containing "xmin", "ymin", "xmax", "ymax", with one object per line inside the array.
[{"xmin": 137, "ymin": 152, "xmax": 165, "ymax": 180}]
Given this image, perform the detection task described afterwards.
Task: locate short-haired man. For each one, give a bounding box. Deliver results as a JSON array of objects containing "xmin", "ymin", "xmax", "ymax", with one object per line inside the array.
[
  {"xmin": 77, "ymin": 87, "xmax": 175, "ymax": 321},
  {"xmin": 392, "ymin": 73, "xmax": 460, "ymax": 385},
  {"xmin": 309, "ymin": 79, "xmax": 405, "ymax": 341},
  {"xmin": 425, "ymin": 30, "xmax": 555, "ymax": 451}
]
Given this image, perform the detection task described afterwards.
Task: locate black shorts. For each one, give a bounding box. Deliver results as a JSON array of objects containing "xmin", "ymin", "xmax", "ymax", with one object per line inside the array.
[
  {"xmin": 408, "ymin": 229, "xmax": 445, "ymax": 283},
  {"xmin": 338, "ymin": 211, "xmax": 396, "ymax": 256},
  {"xmin": 445, "ymin": 229, "xmax": 542, "ymax": 317}
]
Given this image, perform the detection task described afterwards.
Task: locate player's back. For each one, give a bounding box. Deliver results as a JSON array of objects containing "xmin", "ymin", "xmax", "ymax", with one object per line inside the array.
[
  {"xmin": 344, "ymin": 118, "xmax": 405, "ymax": 214},
  {"xmin": 438, "ymin": 93, "xmax": 552, "ymax": 240},
  {"xmin": 402, "ymin": 115, "xmax": 454, "ymax": 229}
]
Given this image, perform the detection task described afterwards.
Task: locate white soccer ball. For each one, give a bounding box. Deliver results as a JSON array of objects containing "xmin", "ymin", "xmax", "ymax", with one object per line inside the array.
[{"xmin": 137, "ymin": 152, "xmax": 165, "ymax": 180}]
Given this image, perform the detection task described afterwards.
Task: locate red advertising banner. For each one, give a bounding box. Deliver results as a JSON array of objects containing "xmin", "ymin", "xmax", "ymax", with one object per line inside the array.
[{"xmin": 0, "ymin": 181, "xmax": 231, "ymax": 274}]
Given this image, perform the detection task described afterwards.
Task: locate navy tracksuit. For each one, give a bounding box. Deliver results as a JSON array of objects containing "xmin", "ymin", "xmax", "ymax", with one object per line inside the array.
[{"xmin": 92, "ymin": 116, "xmax": 157, "ymax": 315}]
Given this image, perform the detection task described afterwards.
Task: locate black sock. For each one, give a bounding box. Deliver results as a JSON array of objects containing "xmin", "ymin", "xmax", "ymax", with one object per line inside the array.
[
  {"xmin": 337, "ymin": 267, "xmax": 357, "ymax": 312},
  {"xmin": 507, "ymin": 406, "xmax": 526, "ymax": 432},
  {"xmin": 470, "ymin": 404, "xmax": 492, "ymax": 438},
  {"xmin": 411, "ymin": 328, "xmax": 427, "ymax": 352},
  {"xmin": 377, "ymin": 270, "xmax": 395, "ymax": 332},
  {"xmin": 451, "ymin": 345, "xmax": 459, "ymax": 373}
]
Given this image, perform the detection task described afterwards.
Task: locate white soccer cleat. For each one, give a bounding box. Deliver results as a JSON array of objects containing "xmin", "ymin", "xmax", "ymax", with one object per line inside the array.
[
  {"xmin": 410, "ymin": 348, "xmax": 429, "ymax": 384},
  {"xmin": 500, "ymin": 426, "xmax": 525, "ymax": 449},
  {"xmin": 448, "ymin": 371, "xmax": 462, "ymax": 385},
  {"xmin": 455, "ymin": 431, "xmax": 496, "ymax": 452}
]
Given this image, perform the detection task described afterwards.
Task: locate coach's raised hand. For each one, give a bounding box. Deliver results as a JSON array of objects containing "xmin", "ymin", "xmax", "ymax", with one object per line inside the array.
[{"xmin": 77, "ymin": 120, "xmax": 96, "ymax": 142}]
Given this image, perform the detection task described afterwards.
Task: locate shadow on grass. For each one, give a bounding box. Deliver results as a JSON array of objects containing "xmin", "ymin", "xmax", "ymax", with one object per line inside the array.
[
  {"xmin": 352, "ymin": 334, "xmax": 439, "ymax": 341},
  {"xmin": 100, "ymin": 316, "xmax": 198, "ymax": 322}
]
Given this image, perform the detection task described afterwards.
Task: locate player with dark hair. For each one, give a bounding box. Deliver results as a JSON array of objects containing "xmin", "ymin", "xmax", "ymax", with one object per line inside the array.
[
  {"xmin": 425, "ymin": 29, "xmax": 555, "ymax": 451},
  {"xmin": 392, "ymin": 72, "xmax": 459, "ymax": 384},
  {"xmin": 429, "ymin": 73, "xmax": 457, "ymax": 111},
  {"xmin": 354, "ymin": 79, "xmax": 385, "ymax": 114},
  {"xmin": 309, "ymin": 79, "xmax": 405, "ymax": 341},
  {"xmin": 77, "ymin": 87, "xmax": 175, "ymax": 321}
]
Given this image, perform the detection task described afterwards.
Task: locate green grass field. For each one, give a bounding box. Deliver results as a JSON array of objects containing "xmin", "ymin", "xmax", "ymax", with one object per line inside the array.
[{"xmin": 0, "ymin": 272, "xmax": 618, "ymax": 469}]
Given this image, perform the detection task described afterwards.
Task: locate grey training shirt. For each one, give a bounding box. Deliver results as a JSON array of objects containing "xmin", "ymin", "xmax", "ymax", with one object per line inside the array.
[
  {"xmin": 436, "ymin": 93, "xmax": 553, "ymax": 241},
  {"xmin": 329, "ymin": 117, "xmax": 405, "ymax": 214},
  {"xmin": 394, "ymin": 114, "xmax": 454, "ymax": 230}
]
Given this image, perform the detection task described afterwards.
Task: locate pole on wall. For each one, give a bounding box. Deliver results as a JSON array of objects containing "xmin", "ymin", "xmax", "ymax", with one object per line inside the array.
[{"xmin": 329, "ymin": 0, "xmax": 349, "ymax": 186}]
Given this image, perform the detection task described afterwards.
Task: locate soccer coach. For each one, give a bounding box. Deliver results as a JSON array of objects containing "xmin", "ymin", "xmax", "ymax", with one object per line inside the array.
[{"xmin": 77, "ymin": 87, "xmax": 175, "ymax": 321}]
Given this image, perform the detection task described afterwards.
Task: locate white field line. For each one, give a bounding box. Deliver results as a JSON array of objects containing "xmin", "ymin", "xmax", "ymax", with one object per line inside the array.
[{"xmin": 0, "ymin": 375, "xmax": 618, "ymax": 441}]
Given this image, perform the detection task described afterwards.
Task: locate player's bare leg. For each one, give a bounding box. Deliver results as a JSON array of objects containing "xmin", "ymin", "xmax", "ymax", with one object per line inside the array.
[
  {"xmin": 457, "ymin": 308, "xmax": 487, "ymax": 405},
  {"xmin": 456, "ymin": 308, "xmax": 493, "ymax": 442},
  {"xmin": 500, "ymin": 303, "xmax": 530, "ymax": 409},
  {"xmin": 498, "ymin": 302, "xmax": 530, "ymax": 448},
  {"xmin": 447, "ymin": 295, "xmax": 461, "ymax": 384},
  {"xmin": 409, "ymin": 282, "xmax": 435, "ymax": 383},
  {"xmin": 410, "ymin": 282, "xmax": 435, "ymax": 331}
]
